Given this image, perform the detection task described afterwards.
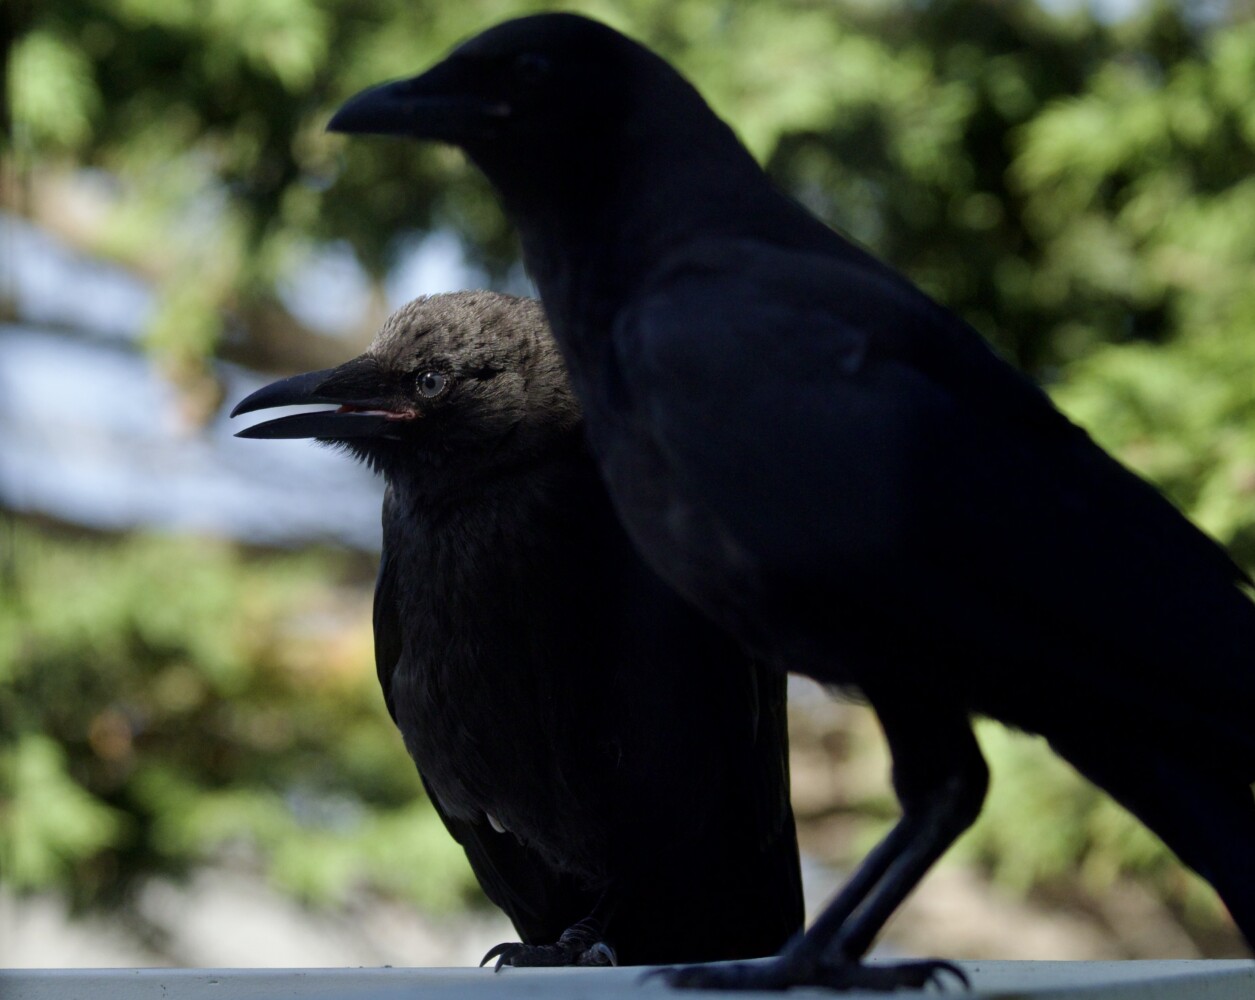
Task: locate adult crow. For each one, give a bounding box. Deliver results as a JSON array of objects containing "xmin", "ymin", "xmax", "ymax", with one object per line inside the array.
[
  {"xmin": 231, "ymin": 291, "xmax": 803, "ymax": 968},
  {"xmin": 327, "ymin": 12, "xmax": 1255, "ymax": 991}
]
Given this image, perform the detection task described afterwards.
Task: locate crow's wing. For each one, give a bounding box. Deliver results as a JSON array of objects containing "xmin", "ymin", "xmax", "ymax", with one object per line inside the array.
[
  {"xmin": 372, "ymin": 513, "xmax": 592, "ymax": 945},
  {"xmin": 417, "ymin": 773, "xmax": 587, "ymax": 945},
  {"xmin": 372, "ymin": 542, "xmax": 403, "ymax": 725},
  {"xmin": 616, "ymin": 237, "xmax": 1255, "ymax": 765}
]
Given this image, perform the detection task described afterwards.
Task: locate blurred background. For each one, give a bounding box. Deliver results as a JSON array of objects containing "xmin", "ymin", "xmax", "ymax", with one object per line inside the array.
[{"xmin": 4, "ymin": 0, "xmax": 1255, "ymax": 967}]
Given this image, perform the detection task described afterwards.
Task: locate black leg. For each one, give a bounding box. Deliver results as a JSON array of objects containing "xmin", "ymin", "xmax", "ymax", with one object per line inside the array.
[
  {"xmin": 827, "ymin": 695, "xmax": 988, "ymax": 962},
  {"xmin": 656, "ymin": 695, "xmax": 986, "ymax": 991}
]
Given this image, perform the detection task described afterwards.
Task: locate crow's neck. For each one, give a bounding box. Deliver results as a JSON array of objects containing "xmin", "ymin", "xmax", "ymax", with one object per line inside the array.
[
  {"xmin": 483, "ymin": 124, "xmax": 834, "ymax": 370},
  {"xmin": 383, "ymin": 432, "xmax": 600, "ymax": 577},
  {"xmin": 379, "ymin": 439, "xmax": 613, "ymax": 675},
  {"xmin": 383, "ymin": 434, "xmax": 583, "ymax": 527},
  {"xmin": 385, "ymin": 469, "xmax": 543, "ymax": 607}
]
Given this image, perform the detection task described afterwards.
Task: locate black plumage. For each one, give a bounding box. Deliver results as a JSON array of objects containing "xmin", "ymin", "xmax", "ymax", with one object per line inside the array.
[
  {"xmin": 231, "ymin": 291, "xmax": 803, "ymax": 967},
  {"xmin": 327, "ymin": 14, "xmax": 1255, "ymax": 990}
]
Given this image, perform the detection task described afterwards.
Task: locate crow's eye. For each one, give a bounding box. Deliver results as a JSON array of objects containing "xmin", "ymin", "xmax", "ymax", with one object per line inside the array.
[
  {"xmin": 416, "ymin": 370, "xmax": 448, "ymax": 399},
  {"xmin": 513, "ymin": 53, "xmax": 551, "ymax": 85}
]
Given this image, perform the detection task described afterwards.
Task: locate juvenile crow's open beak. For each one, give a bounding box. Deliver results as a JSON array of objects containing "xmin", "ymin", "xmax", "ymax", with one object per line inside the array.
[{"xmin": 232, "ymin": 358, "xmax": 415, "ymax": 440}]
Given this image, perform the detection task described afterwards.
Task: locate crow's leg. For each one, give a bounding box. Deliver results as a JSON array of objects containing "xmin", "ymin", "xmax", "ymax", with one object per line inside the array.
[
  {"xmin": 483, "ymin": 893, "xmax": 618, "ymax": 970},
  {"xmin": 658, "ymin": 696, "xmax": 986, "ymax": 991}
]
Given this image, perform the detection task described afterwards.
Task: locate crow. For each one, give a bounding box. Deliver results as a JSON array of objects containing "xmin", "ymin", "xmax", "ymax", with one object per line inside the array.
[
  {"xmin": 230, "ymin": 291, "xmax": 803, "ymax": 968},
  {"xmin": 325, "ymin": 12, "xmax": 1255, "ymax": 992}
]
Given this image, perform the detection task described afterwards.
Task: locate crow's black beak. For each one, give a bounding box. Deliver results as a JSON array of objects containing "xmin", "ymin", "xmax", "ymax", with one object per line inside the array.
[
  {"xmin": 327, "ymin": 59, "xmax": 511, "ymax": 142},
  {"xmin": 232, "ymin": 358, "xmax": 415, "ymax": 440}
]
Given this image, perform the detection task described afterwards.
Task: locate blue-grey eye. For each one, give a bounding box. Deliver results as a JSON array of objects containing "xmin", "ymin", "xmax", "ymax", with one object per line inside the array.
[{"xmin": 417, "ymin": 371, "xmax": 447, "ymax": 398}]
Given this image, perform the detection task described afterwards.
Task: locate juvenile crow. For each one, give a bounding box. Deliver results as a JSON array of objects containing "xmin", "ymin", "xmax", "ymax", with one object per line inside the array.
[
  {"xmin": 231, "ymin": 291, "xmax": 803, "ymax": 968},
  {"xmin": 327, "ymin": 13, "xmax": 1255, "ymax": 991}
]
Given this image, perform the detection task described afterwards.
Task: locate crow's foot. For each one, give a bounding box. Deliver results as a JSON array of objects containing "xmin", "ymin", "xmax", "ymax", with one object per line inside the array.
[
  {"xmin": 482, "ymin": 938, "xmax": 617, "ymax": 971},
  {"xmin": 648, "ymin": 956, "xmax": 968, "ymax": 992}
]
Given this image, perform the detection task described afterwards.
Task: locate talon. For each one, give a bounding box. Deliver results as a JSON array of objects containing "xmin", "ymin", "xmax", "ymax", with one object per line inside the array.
[
  {"xmin": 651, "ymin": 956, "xmax": 969, "ymax": 992},
  {"xmin": 582, "ymin": 942, "xmax": 618, "ymax": 966},
  {"xmin": 927, "ymin": 960, "xmax": 969, "ymax": 990},
  {"xmin": 480, "ymin": 941, "xmax": 518, "ymax": 971},
  {"xmin": 479, "ymin": 935, "xmax": 617, "ymax": 970},
  {"xmin": 481, "ymin": 944, "xmax": 501, "ymax": 967}
]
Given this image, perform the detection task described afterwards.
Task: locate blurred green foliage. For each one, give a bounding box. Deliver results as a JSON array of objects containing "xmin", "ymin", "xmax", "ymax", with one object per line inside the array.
[
  {"xmin": 5, "ymin": 0, "xmax": 1255, "ymax": 947},
  {"xmin": 0, "ymin": 526, "xmax": 474, "ymax": 912}
]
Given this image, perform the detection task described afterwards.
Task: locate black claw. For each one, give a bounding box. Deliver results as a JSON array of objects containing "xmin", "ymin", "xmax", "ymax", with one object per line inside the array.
[
  {"xmin": 481, "ymin": 938, "xmax": 617, "ymax": 971},
  {"xmin": 926, "ymin": 961, "xmax": 970, "ymax": 991},
  {"xmin": 582, "ymin": 941, "xmax": 619, "ymax": 967},
  {"xmin": 647, "ymin": 957, "xmax": 969, "ymax": 993},
  {"xmin": 480, "ymin": 942, "xmax": 512, "ymax": 968}
]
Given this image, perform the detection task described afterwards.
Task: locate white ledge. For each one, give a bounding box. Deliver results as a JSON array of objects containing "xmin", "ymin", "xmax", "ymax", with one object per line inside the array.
[{"xmin": 1, "ymin": 961, "xmax": 1251, "ymax": 1000}]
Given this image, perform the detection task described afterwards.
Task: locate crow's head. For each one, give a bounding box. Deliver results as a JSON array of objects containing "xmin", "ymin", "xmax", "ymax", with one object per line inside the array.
[
  {"xmin": 326, "ymin": 15, "xmax": 746, "ymax": 214},
  {"xmin": 232, "ymin": 291, "xmax": 579, "ymax": 478},
  {"xmin": 325, "ymin": 14, "xmax": 767, "ymax": 289},
  {"xmin": 327, "ymin": 14, "xmax": 648, "ymax": 149}
]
